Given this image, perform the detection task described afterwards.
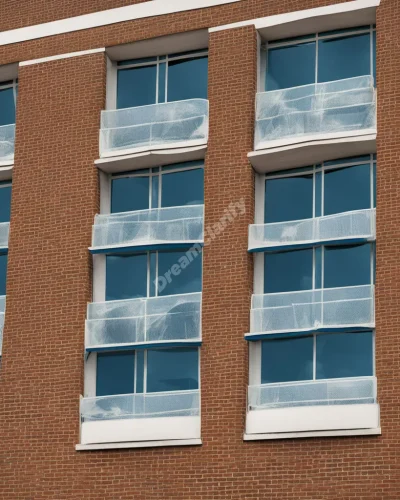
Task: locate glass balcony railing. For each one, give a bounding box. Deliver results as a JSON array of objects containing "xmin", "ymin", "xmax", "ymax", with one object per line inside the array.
[
  {"xmin": 255, "ymin": 76, "xmax": 376, "ymax": 150},
  {"xmin": 0, "ymin": 124, "xmax": 15, "ymax": 163},
  {"xmin": 248, "ymin": 376, "xmax": 377, "ymax": 410},
  {"xmin": 80, "ymin": 389, "xmax": 200, "ymax": 422},
  {"xmin": 247, "ymin": 285, "xmax": 374, "ymax": 338},
  {"xmin": 90, "ymin": 205, "xmax": 204, "ymax": 252},
  {"xmin": 0, "ymin": 296, "xmax": 6, "ymax": 356},
  {"xmin": 85, "ymin": 292, "xmax": 202, "ymax": 351},
  {"xmin": 0, "ymin": 222, "xmax": 9, "ymax": 249},
  {"xmin": 248, "ymin": 209, "xmax": 375, "ymax": 251},
  {"xmin": 99, "ymin": 99, "xmax": 209, "ymax": 157}
]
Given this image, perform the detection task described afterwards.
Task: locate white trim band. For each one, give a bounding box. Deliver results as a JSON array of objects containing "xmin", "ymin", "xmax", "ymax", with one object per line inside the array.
[
  {"xmin": 76, "ymin": 438, "xmax": 202, "ymax": 451},
  {"xmin": 244, "ymin": 428, "xmax": 381, "ymax": 441},
  {"xmin": 19, "ymin": 48, "xmax": 105, "ymax": 66},
  {"xmin": 0, "ymin": 0, "xmax": 241, "ymax": 48},
  {"xmin": 209, "ymin": 0, "xmax": 379, "ymax": 39}
]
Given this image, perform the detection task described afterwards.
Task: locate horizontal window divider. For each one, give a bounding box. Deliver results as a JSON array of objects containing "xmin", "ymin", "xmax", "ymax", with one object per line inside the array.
[
  {"xmin": 89, "ymin": 241, "xmax": 204, "ymax": 255},
  {"xmin": 245, "ymin": 325, "xmax": 373, "ymax": 341},
  {"xmin": 86, "ymin": 340, "xmax": 202, "ymax": 353},
  {"xmin": 249, "ymin": 236, "xmax": 373, "ymax": 253}
]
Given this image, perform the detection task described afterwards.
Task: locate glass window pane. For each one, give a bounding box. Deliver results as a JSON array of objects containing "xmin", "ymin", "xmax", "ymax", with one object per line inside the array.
[
  {"xmin": 264, "ymin": 249, "xmax": 313, "ymax": 293},
  {"xmin": 111, "ymin": 176, "xmax": 150, "ymax": 213},
  {"xmin": 261, "ymin": 337, "xmax": 313, "ymax": 383},
  {"xmin": 106, "ymin": 254, "xmax": 148, "ymax": 301},
  {"xmin": 146, "ymin": 347, "xmax": 199, "ymax": 392},
  {"xmin": 157, "ymin": 249, "xmax": 202, "ymax": 296},
  {"xmin": 161, "ymin": 168, "xmax": 204, "ymax": 207},
  {"xmin": 266, "ymin": 42, "xmax": 316, "ymax": 91},
  {"xmin": 96, "ymin": 351, "xmax": 135, "ymax": 396},
  {"xmin": 373, "ymin": 30, "xmax": 376, "ymax": 85},
  {"xmin": 0, "ymin": 254, "xmax": 7, "ymax": 295},
  {"xmin": 117, "ymin": 65, "xmax": 157, "ymax": 109},
  {"xmin": 135, "ymin": 350, "xmax": 145, "ymax": 393},
  {"xmin": 0, "ymin": 87, "xmax": 15, "ymax": 126},
  {"xmin": 0, "ymin": 185, "xmax": 11, "ymax": 222},
  {"xmin": 167, "ymin": 56, "xmax": 208, "ymax": 102},
  {"xmin": 324, "ymin": 164, "xmax": 371, "ymax": 215},
  {"xmin": 265, "ymin": 175, "xmax": 313, "ymax": 223},
  {"xmin": 316, "ymin": 331, "xmax": 373, "ymax": 379},
  {"xmin": 318, "ymin": 33, "xmax": 371, "ymax": 83},
  {"xmin": 324, "ymin": 244, "xmax": 371, "ymax": 288}
]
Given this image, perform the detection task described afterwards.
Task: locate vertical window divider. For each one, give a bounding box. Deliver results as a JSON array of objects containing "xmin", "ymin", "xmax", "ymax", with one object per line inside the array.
[
  {"xmin": 146, "ymin": 252, "xmax": 151, "ymax": 298},
  {"xmin": 155, "ymin": 56, "xmax": 160, "ymax": 104},
  {"xmin": 315, "ymin": 32, "xmax": 319, "ymax": 84},
  {"xmin": 165, "ymin": 55, "xmax": 169, "ymax": 103},
  {"xmin": 370, "ymin": 25, "xmax": 374, "ymax": 81},
  {"xmin": 143, "ymin": 349, "xmax": 148, "ymax": 394},
  {"xmin": 158, "ymin": 168, "xmax": 162, "ymax": 208},
  {"xmin": 155, "ymin": 251, "xmax": 159, "ymax": 297}
]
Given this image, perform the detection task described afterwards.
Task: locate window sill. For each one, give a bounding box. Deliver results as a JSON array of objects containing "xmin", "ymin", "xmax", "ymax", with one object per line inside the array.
[
  {"xmin": 248, "ymin": 130, "xmax": 376, "ymax": 173},
  {"xmin": 244, "ymin": 428, "xmax": 381, "ymax": 441},
  {"xmin": 76, "ymin": 438, "xmax": 202, "ymax": 451},
  {"xmin": 95, "ymin": 144, "xmax": 207, "ymax": 174},
  {"xmin": 245, "ymin": 403, "xmax": 380, "ymax": 436}
]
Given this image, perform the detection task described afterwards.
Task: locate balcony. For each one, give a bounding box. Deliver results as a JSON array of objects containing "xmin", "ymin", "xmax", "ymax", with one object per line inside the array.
[
  {"xmin": 85, "ymin": 292, "xmax": 202, "ymax": 351},
  {"xmin": 0, "ymin": 124, "xmax": 15, "ymax": 166},
  {"xmin": 245, "ymin": 377, "xmax": 379, "ymax": 436},
  {"xmin": 248, "ymin": 208, "xmax": 375, "ymax": 252},
  {"xmin": 80, "ymin": 389, "xmax": 200, "ymax": 445},
  {"xmin": 0, "ymin": 296, "xmax": 5, "ymax": 356},
  {"xmin": 97, "ymin": 99, "xmax": 209, "ymax": 172},
  {"xmin": 90, "ymin": 205, "xmax": 204, "ymax": 254},
  {"xmin": 246, "ymin": 285, "xmax": 374, "ymax": 340},
  {"xmin": 248, "ymin": 76, "xmax": 376, "ymax": 172}
]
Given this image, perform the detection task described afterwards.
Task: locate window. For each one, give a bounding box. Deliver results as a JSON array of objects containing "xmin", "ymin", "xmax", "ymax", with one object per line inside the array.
[
  {"xmin": 265, "ymin": 25, "xmax": 376, "ymax": 90},
  {"xmin": 111, "ymin": 162, "xmax": 204, "ymax": 213},
  {"xmin": 0, "ymin": 80, "xmax": 17, "ymax": 126},
  {"xmin": 96, "ymin": 347, "xmax": 199, "ymax": 397},
  {"xmin": 261, "ymin": 331, "xmax": 373, "ymax": 385},
  {"xmin": 117, "ymin": 51, "xmax": 208, "ymax": 109},
  {"xmin": 264, "ymin": 155, "xmax": 376, "ymax": 221}
]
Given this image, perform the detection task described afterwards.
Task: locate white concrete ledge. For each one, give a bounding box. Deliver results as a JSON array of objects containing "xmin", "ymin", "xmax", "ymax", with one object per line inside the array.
[
  {"xmin": 0, "ymin": 0, "xmax": 240, "ymax": 48},
  {"xmin": 95, "ymin": 145, "xmax": 207, "ymax": 173},
  {"xmin": 246, "ymin": 404, "xmax": 380, "ymax": 435},
  {"xmin": 248, "ymin": 131, "xmax": 376, "ymax": 173},
  {"xmin": 210, "ymin": 0, "xmax": 379, "ymax": 40},
  {"xmin": 20, "ymin": 48, "xmax": 105, "ymax": 67},
  {"xmin": 76, "ymin": 438, "xmax": 202, "ymax": 451},
  {"xmin": 244, "ymin": 428, "xmax": 381, "ymax": 441},
  {"xmin": 81, "ymin": 415, "xmax": 201, "ymax": 445},
  {"xmin": 0, "ymin": 164, "xmax": 13, "ymax": 181}
]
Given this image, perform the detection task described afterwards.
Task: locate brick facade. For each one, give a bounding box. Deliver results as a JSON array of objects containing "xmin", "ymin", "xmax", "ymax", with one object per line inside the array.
[{"xmin": 0, "ymin": 0, "xmax": 399, "ymax": 498}]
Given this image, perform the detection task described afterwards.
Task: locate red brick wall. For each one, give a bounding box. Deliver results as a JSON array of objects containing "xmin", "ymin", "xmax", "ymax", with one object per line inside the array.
[{"xmin": 0, "ymin": 0, "xmax": 398, "ymax": 498}]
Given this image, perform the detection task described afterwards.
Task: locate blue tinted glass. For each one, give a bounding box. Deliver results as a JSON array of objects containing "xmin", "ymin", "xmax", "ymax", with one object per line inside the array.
[
  {"xmin": 106, "ymin": 254, "xmax": 148, "ymax": 301},
  {"xmin": 157, "ymin": 249, "xmax": 202, "ymax": 296},
  {"xmin": 151, "ymin": 175, "xmax": 159, "ymax": 209},
  {"xmin": 316, "ymin": 332, "xmax": 373, "ymax": 379},
  {"xmin": 0, "ymin": 87, "xmax": 15, "ymax": 126},
  {"xmin": 0, "ymin": 254, "xmax": 7, "ymax": 295},
  {"xmin": 149, "ymin": 252, "xmax": 157, "ymax": 298},
  {"xmin": 96, "ymin": 351, "xmax": 135, "ymax": 396},
  {"xmin": 266, "ymin": 42, "xmax": 316, "ymax": 91},
  {"xmin": 0, "ymin": 185, "xmax": 11, "ymax": 222},
  {"xmin": 324, "ymin": 244, "xmax": 371, "ymax": 288},
  {"xmin": 264, "ymin": 249, "xmax": 313, "ymax": 293},
  {"xmin": 324, "ymin": 164, "xmax": 370, "ymax": 215},
  {"xmin": 318, "ymin": 33, "xmax": 371, "ymax": 83},
  {"xmin": 315, "ymin": 172, "xmax": 322, "ymax": 217},
  {"xmin": 161, "ymin": 168, "xmax": 204, "ymax": 207},
  {"xmin": 117, "ymin": 65, "xmax": 157, "ymax": 109},
  {"xmin": 265, "ymin": 175, "xmax": 313, "ymax": 223},
  {"xmin": 158, "ymin": 62, "xmax": 166, "ymax": 103},
  {"xmin": 118, "ymin": 57, "xmax": 157, "ymax": 66},
  {"xmin": 135, "ymin": 350, "xmax": 145, "ymax": 393},
  {"xmin": 167, "ymin": 56, "xmax": 208, "ymax": 101},
  {"xmin": 146, "ymin": 347, "xmax": 199, "ymax": 392},
  {"xmin": 373, "ymin": 30, "xmax": 376, "ymax": 85},
  {"xmin": 324, "ymin": 155, "xmax": 371, "ymax": 166},
  {"xmin": 315, "ymin": 246, "xmax": 322, "ymax": 289},
  {"xmin": 111, "ymin": 176, "xmax": 149, "ymax": 213},
  {"xmin": 261, "ymin": 337, "xmax": 313, "ymax": 383}
]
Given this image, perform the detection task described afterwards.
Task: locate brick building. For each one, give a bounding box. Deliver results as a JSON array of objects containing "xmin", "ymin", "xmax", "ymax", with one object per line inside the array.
[{"xmin": 0, "ymin": 0, "xmax": 397, "ymax": 498}]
